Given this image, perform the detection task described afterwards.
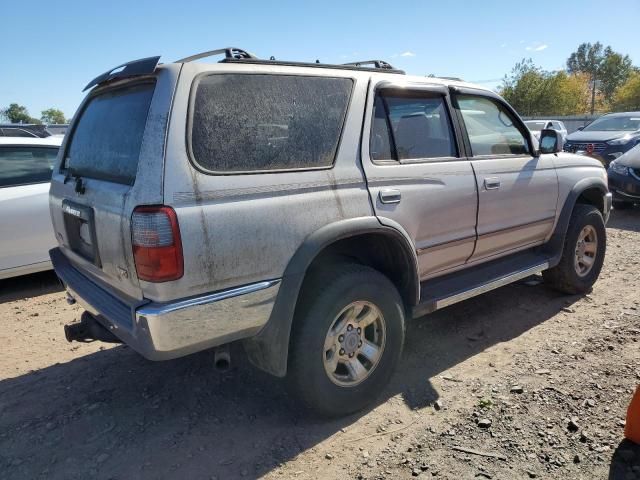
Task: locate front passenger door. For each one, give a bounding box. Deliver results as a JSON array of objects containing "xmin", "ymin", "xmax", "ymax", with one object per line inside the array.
[{"xmin": 455, "ymin": 92, "xmax": 559, "ymax": 262}]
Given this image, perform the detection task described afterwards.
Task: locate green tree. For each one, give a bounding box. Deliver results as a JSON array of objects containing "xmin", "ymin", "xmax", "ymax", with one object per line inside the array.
[
  {"xmin": 1, "ymin": 103, "xmax": 41, "ymax": 124},
  {"xmin": 501, "ymin": 59, "xmax": 592, "ymax": 116},
  {"xmin": 567, "ymin": 42, "xmax": 633, "ymax": 112},
  {"xmin": 501, "ymin": 59, "xmax": 547, "ymax": 116},
  {"xmin": 41, "ymin": 108, "xmax": 66, "ymax": 124},
  {"xmin": 612, "ymin": 71, "xmax": 640, "ymax": 111}
]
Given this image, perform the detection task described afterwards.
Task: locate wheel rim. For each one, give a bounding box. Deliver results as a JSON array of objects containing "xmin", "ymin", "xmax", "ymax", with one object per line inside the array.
[
  {"xmin": 574, "ymin": 225, "xmax": 598, "ymax": 277},
  {"xmin": 323, "ymin": 301, "xmax": 386, "ymax": 387}
]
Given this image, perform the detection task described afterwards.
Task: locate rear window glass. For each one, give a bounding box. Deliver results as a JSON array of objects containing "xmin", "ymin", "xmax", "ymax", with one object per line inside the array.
[
  {"xmin": 190, "ymin": 74, "xmax": 352, "ymax": 172},
  {"xmin": 64, "ymin": 82, "xmax": 155, "ymax": 185},
  {"xmin": 0, "ymin": 147, "xmax": 58, "ymax": 187},
  {"xmin": 371, "ymin": 92, "xmax": 457, "ymax": 161}
]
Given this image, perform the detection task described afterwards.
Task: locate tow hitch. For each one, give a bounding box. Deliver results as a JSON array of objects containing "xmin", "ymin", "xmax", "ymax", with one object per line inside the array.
[{"xmin": 64, "ymin": 311, "xmax": 122, "ymax": 344}]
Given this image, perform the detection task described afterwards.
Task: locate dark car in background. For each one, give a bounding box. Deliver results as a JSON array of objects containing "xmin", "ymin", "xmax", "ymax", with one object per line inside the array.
[
  {"xmin": 564, "ymin": 112, "xmax": 640, "ymax": 167},
  {"xmin": 608, "ymin": 144, "xmax": 640, "ymax": 209}
]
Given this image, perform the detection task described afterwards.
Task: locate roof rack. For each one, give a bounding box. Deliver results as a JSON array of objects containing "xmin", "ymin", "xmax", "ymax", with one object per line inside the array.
[
  {"xmin": 176, "ymin": 47, "xmax": 257, "ymax": 63},
  {"xmin": 342, "ymin": 60, "xmax": 396, "ymax": 70},
  {"xmin": 427, "ymin": 74, "xmax": 464, "ymax": 82},
  {"xmin": 175, "ymin": 47, "xmax": 405, "ymax": 74}
]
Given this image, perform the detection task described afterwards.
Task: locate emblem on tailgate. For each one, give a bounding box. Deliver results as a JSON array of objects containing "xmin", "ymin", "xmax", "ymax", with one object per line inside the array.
[{"xmin": 63, "ymin": 204, "xmax": 82, "ymax": 218}]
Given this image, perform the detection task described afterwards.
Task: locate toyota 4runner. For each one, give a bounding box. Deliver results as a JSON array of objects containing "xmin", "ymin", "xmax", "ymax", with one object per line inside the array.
[{"xmin": 50, "ymin": 48, "xmax": 612, "ymax": 416}]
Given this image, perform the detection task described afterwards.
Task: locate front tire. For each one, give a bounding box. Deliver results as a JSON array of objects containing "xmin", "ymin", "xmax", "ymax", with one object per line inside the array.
[
  {"xmin": 543, "ymin": 204, "xmax": 606, "ymax": 294},
  {"xmin": 288, "ymin": 264, "xmax": 405, "ymax": 417}
]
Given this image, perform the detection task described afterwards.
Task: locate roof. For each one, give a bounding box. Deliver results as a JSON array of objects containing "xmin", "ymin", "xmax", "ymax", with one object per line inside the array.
[{"xmin": 0, "ymin": 137, "xmax": 63, "ymax": 147}]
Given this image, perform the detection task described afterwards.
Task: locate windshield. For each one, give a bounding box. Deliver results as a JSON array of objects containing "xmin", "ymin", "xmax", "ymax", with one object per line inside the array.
[
  {"xmin": 583, "ymin": 115, "xmax": 640, "ymax": 132},
  {"xmin": 525, "ymin": 121, "xmax": 546, "ymax": 132}
]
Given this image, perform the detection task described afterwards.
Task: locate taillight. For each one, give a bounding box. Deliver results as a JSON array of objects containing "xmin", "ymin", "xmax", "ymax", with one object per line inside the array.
[{"xmin": 131, "ymin": 206, "xmax": 183, "ymax": 282}]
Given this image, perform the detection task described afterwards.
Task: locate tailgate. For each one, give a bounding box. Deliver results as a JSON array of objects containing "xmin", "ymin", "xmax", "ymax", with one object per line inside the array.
[{"xmin": 49, "ymin": 65, "xmax": 180, "ymax": 301}]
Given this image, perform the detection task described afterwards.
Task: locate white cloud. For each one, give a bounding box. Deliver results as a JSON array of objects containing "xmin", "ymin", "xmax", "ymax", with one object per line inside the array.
[
  {"xmin": 500, "ymin": 43, "xmax": 507, "ymax": 48},
  {"xmin": 525, "ymin": 42, "xmax": 548, "ymax": 52},
  {"xmin": 400, "ymin": 51, "xmax": 416, "ymax": 57}
]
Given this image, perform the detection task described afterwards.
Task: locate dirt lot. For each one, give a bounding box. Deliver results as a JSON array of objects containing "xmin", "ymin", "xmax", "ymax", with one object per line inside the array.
[{"xmin": 1, "ymin": 209, "xmax": 639, "ymax": 480}]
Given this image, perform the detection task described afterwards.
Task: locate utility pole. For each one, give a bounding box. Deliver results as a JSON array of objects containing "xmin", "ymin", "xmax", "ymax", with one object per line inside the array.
[{"xmin": 590, "ymin": 70, "xmax": 597, "ymax": 115}]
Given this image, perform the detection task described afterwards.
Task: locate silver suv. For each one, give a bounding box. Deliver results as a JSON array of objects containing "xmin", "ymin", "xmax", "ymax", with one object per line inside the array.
[{"xmin": 50, "ymin": 48, "xmax": 612, "ymax": 416}]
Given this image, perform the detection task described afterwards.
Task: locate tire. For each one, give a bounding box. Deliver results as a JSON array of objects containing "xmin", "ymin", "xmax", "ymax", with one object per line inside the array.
[
  {"xmin": 288, "ymin": 264, "xmax": 405, "ymax": 417},
  {"xmin": 613, "ymin": 200, "xmax": 633, "ymax": 210},
  {"xmin": 543, "ymin": 204, "xmax": 606, "ymax": 294}
]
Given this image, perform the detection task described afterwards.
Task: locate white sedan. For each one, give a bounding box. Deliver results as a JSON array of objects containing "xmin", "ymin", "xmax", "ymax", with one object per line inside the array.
[
  {"xmin": 525, "ymin": 119, "xmax": 568, "ymax": 147},
  {"xmin": 0, "ymin": 136, "xmax": 62, "ymax": 279}
]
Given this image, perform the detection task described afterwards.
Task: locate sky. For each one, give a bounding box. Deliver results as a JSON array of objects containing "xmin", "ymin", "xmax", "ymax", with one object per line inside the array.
[{"xmin": 2, "ymin": 0, "xmax": 638, "ymax": 121}]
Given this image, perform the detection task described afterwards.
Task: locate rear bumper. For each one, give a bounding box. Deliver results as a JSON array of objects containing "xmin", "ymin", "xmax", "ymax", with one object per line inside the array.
[{"xmin": 50, "ymin": 248, "xmax": 281, "ymax": 360}]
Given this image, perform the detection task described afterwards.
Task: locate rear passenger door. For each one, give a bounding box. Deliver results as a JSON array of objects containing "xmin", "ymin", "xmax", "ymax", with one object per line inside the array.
[
  {"xmin": 0, "ymin": 145, "xmax": 57, "ymax": 273},
  {"xmin": 453, "ymin": 91, "xmax": 559, "ymax": 262},
  {"xmin": 361, "ymin": 82, "xmax": 478, "ymax": 279}
]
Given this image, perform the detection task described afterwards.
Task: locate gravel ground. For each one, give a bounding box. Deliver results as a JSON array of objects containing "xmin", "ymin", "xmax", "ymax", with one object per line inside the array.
[{"xmin": 0, "ymin": 208, "xmax": 639, "ymax": 480}]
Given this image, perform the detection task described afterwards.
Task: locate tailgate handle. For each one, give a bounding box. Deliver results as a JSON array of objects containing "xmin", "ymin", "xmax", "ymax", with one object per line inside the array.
[
  {"xmin": 74, "ymin": 176, "xmax": 86, "ymax": 195},
  {"xmin": 379, "ymin": 189, "xmax": 401, "ymax": 204}
]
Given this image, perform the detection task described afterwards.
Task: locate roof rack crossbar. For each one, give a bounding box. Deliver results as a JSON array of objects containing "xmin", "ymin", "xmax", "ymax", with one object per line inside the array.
[
  {"xmin": 176, "ymin": 47, "xmax": 257, "ymax": 63},
  {"xmin": 342, "ymin": 60, "xmax": 396, "ymax": 70}
]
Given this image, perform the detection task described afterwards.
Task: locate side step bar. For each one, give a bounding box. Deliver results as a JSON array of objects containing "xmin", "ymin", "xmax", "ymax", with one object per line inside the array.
[{"xmin": 413, "ymin": 250, "xmax": 551, "ymax": 318}]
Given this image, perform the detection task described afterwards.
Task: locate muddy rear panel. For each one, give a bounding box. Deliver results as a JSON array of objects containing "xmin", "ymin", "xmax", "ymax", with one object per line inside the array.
[
  {"xmin": 147, "ymin": 62, "xmax": 373, "ymax": 302},
  {"xmin": 49, "ymin": 64, "xmax": 181, "ymax": 302}
]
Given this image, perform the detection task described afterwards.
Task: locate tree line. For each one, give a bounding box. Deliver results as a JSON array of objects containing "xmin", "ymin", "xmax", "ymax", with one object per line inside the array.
[
  {"xmin": 2, "ymin": 42, "xmax": 639, "ymax": 124},
  {"xmin": 501, "ymin": 42, "xmax": 639, "ymax": 117},
  {"xmin": 0, "ymin": 104, "xmax": 67, "ymax": 125}
]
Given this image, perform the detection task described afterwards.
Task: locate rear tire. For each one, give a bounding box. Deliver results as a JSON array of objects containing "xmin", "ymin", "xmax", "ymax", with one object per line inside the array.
[
  {"xmin": 543, "ymin": 204, "xmax": 606, "ymax": 294},
  {"xmin": 288, "ymin": 264, "xmax": 405, "ymax": 417},
  {"xmin": 613, "ymin": 200, "xmax": 633, "ymax": 210}
]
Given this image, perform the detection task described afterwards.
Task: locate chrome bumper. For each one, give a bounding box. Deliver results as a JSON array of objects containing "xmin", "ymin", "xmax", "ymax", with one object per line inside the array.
[
  {"xmin": 604, "ymin": 192, "xmax": 613, "ymax": 223},
  {"xmin": 50, "ymin": 248, "xmax": 280, "ymax": 360}
]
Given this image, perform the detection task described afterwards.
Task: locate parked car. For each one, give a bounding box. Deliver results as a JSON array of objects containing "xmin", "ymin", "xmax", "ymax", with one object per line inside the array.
[
  {"xmin": 0, "ymin": 136, "xmax": 61, "ymax": 279},
  {"xmin": 0, "ymin": 124, "xmax": 49, "ymax": 138},
  {"xmin": 0, "ymin": 124, "xmax": 69, "ymax": 138},
  {"xmin": 608, "ymin": 144, "xmax": 640, "ymax": 209},
  {"xmin": 50, "ymin": 48, "xmax": 611, "ymax": 416},
  {"xmin": 564, "ymin": 112, "xmax": 640, "ymax": 167},
  {"xmin": 44, "ymin": 124, "xmax": 69, "ymax": 137},
  {"xmin": 525, "ymin": 119, "xmax": 567, "ymax": 146}
]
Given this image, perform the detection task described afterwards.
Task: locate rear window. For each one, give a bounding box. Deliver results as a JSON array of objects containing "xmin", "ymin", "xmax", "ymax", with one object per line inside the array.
[
  {"xmin": 64, "ymin": 82, "xmax": 155, "ymax": 185},
  {"xmin": 190, "ymin": 74, "xmax": 353, "ymax": 173},
  {"xmin": 0, "ymin": 146, "xmax": 58, "ymax": 187}
]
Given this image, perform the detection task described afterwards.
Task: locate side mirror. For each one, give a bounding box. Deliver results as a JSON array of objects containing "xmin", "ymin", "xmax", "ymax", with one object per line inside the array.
[
  {"xmin": 539, "ymin": 129, "xmax": 561, "ymax": 154},
  {"xmin": 577, "ymin": 126, "xmax": 584, "ymax": 131}
]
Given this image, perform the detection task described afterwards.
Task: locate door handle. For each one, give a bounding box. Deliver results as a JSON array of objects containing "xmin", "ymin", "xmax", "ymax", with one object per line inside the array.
[
  {"xmin": 379, "ymin": 189, "xmax": 401, "ymax": 204},
  {"xmin": 484, "ymin": 178, "xmax": 501, "ymax": 190}
]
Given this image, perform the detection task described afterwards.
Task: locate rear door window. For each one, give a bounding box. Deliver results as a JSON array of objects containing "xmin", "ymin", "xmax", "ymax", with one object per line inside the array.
[
  {"xmin": 190, "ymin": 74, "xmax": 353, "ymax": 173},
  {"xmin": 371, "ymin": 91, "xmax": 457, "ymax": 161},
  {"xmin": 0, "ymin": 147, "xmax": 58, "ymax": 187},
  {"xmin": 64, "ymin": 82, "xmax": 155, "ymax": 185}
]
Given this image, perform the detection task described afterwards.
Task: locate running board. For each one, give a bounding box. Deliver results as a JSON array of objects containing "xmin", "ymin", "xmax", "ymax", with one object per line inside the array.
[{"xmin": 413, "ymin": 250, "xmax": 550, "ymax": 318}]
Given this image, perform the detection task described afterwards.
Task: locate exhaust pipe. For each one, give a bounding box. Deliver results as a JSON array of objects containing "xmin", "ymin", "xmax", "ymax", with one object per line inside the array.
[
  {"xmin": 214, "ymin": 344, "xmax": 231, "ymax": 372},
  {"xmin": 64, "ymin": 312, "xmax": 122, "ymax": 344}
]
